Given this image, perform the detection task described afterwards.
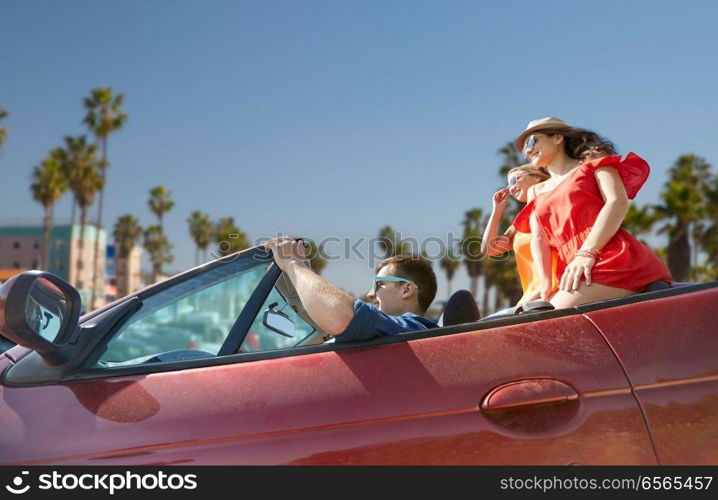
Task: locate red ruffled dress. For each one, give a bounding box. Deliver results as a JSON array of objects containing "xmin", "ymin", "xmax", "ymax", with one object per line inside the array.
[{"xmin": 521, "ymin": 153, "xmax": 672, "ymax": 293}]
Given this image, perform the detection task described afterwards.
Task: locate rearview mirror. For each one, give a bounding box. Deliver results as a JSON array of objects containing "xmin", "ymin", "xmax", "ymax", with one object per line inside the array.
[
  {"xmin": 0, "ymin": 271, "xmax": 82, "ymax": 365},
  {"xmin": 263, "ymin": 309, "xmax": 295, "ymax": 338}
]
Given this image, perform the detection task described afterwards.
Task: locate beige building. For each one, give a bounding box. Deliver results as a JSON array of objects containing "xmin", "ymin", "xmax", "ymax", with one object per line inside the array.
[{"xmin": 111, "ymin": 244, "xmax": 144, "ymax": 299}]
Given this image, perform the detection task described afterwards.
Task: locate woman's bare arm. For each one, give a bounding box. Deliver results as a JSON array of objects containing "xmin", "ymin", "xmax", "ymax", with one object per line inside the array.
[
  {"xmin": 580, "ymin": 166, "xmax": 629, "ymax": 253},
  {"xmin": 558, "ymin": 166, "xmax": 628, "ymax": 291},
  {"xmin": 481, "ymin": 188, "xmax": 514, "ymax": 256}
]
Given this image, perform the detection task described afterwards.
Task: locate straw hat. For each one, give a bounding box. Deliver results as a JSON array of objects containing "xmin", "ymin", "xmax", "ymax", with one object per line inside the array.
[{"xmin": 514, "ymin": 117, "xmax": 573, "ymax": 151}]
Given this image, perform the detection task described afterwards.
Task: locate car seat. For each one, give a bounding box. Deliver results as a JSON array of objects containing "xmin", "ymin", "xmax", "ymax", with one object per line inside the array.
[{"xmin": 438, "ymin": 290, "xmax": 481, "ymax": 326}]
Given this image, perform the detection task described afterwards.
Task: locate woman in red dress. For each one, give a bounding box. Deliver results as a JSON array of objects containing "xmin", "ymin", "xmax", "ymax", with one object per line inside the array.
[{"xmin": 514, "ymin": 117, "xmax": 672, "ymax": 309}]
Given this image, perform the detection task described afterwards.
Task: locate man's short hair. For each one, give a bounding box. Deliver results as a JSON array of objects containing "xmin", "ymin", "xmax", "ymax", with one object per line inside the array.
[{"xmin": 376, "ymin": 255, "xmax": 437, "ymax": 312}]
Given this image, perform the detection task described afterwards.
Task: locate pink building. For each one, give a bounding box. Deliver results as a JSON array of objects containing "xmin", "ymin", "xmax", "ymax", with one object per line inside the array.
[{"xmin": 0, "ymin": 224, "xmax": 107, "ymax": 310}]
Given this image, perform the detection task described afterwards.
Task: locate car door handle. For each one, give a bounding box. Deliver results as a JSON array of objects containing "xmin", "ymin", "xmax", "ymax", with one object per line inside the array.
[{"xmin": 481, "ymin": 379, "xmax": 579, "ymax": 411}]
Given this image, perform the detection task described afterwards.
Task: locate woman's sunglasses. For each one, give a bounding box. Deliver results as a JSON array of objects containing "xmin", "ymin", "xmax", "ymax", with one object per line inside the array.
[{"xmin": 522, "ymin": 135, "xmax": 537, "ymax": 158}]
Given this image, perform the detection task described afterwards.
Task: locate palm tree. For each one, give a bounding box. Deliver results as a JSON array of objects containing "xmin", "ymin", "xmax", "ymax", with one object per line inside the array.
[
  {"xmin": 622, "ymin": 203, "xmax": 658, "ymax": 242},
  {"xmin": 84, "ymin": 87, "xmax": 128, "ymax": 309},
  {"xmin": 461, "ymin": 208, "xmax": 484, "ymax": 299},
  {"xmin": 699, "ymin": 174, "xmax": 718, "ymax": 279},
  {"xmin": 60, "ymin": 136, "xmax": 103, "ymax": 290},
  {"xmin": 144, "ymin": 225, "xmax": 173, "ymax": 283},
  {"xmin": 113, "ymin": 214, "xmax": 143, "ymax": 297},
  {"xmin": 304, "ymin": 239, "xmax": 327, "ymax": 275},
  {"xmin": 30, "ymin": 151, "xmax": 68, "ymax": 270},
  {"xmin": 187, "ymin": 210, "xmax": 213, "ymax": 266},
  {"xmin": 214, "ymin": 217, "xmax": 250, "ymax": 257},
  {"xmin": 377, "ymin": 225, "xmax": 410, "ymax": 258},
  {"xmin": 497, "ymin": 141, "xmax": 524, "ymax": 177},
  {"xmin": 491, "ymin": 251, "xmax": 523, "ymax": 311},
  {"xmin": 439, "ymin": 249, "xmax": 461, "ymax": 299},
  {"xmin": 655, "ymin": 154, "xmax": 712, "ymax": 281},
  {"xmin": 148, "ymin": 185, "xmax": 175, "ymax": 230},
  {"xmin": 0, "ymin": 107, "xmax": 8, "ymax": 154},
  {"xmin": 471, "ymin": 143, "xmax": 526, "ymax": 312}
]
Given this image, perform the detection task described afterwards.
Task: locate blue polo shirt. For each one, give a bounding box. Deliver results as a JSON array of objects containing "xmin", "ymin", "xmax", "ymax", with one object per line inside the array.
[{"xmin": 334, "ymin": 299, "xmax": 437, "ymax": 343}]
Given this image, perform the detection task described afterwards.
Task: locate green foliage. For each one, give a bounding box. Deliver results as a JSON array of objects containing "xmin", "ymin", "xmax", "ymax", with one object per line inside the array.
[
  {"xmin": 622, "ymin": 202, "xmax": 658, "ymax": 238},
  {"xmin": 59, "ymin": 136, "xmax": 103, "ymax": 210},
  {"xmin": 113, "ymin": 214, "xmax": 143, "ymax": 258},
  {"xmin": 83, "ymin": 87, "xmax": 128, "ymax": 145},
  {"xmin": 440, "ymin": 249, "xmax": 461, "ymax": 281},
  {"xmin": 30, "ymin": 154, "xmax": 67, "ymax": 210},
  {"xmin": 377, "ymin": 225, "xmax": 411, "ymax": 257},
  {"xmin": 148, "ymin": 185, "xmax": 175, "ymax": 227},
  {"xmin": 461, "ymin": 208, "xmax": 483, "ymax": 272},
  {"xmin": 497, "ymin": 141, "xmax": 524, "ymax": 178},
  {"xmin": 655, "ymin": 154, "xmax": 712, "ymax": 280},
  {"xmin": 700, "ymin": 175, "xmax": 718, "ymax": 273},
  {"xmin": 213, "ymin": 217, "xmax": 250, "ymax": 256},
  {"xmin": 460, "ymin": 208, "xmax": 484, "ymax": 298},
  {"xmin": 187, "ymin": 210, "xmax": 213, "ymax": 264},
  {"xmin": 30, "ymin": 152, "xmax": 68, "ymax": 270},
  {"xmin": 144, "ymin": 224, "xmax": 174, "ymax": 280},
  {"xmin": 303, "ymin": 239, "xmax": 328, "ymax": 275}
]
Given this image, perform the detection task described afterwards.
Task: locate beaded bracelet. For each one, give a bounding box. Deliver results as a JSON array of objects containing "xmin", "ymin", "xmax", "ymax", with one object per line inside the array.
[{"xmin": 575, "ymin": 249, "xmax": 599, "ymax": 259}]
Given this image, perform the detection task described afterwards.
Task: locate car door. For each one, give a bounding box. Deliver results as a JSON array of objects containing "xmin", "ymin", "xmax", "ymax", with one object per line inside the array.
[
  {"xmin": 581, "ymin": 283, "xmax": 718, "ymax": 465},
  {"xmin": 0, "ymin": 257, "xmax": 656, "ymax": 465}
]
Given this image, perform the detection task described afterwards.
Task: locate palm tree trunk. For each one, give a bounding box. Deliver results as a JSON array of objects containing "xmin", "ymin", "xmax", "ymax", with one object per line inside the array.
[
  {"xmin": 70, "ymin": 197, "xmax": 77, "ymax": 227},
  {"xmin": 90, "ymin": 138, "xmax": 108, "ymax": 310},
  {"xmin": 691, "ymin": 224, "xmax": 701, "ymax": 279},
  {"xmin": 78, "ymin": 208, "xmax": 87, "ymax": 290},
  {"xmin": 482, "ymin": 285, "xmax": 490, "ymax": 316},
  {"xmin": 153, "ymin": 262, "xmax": 160, "ymax": 284},
  {"xmin": 668, "ymin": 219, "xmax": 691, "ymax": 281},
  {"xmin": 470, "ymin": 276, "xmax": 478, "ymax": 299},
  {"xmin": 118, "ymin": 251, "xmax": 130, "ymax": 298},
  {"xmin": 42, "ymin": 205, "xmax": 53, "ymax": 271},
  {"xmin": 446, "ymin": 277, "xmax": 452, "ymax": 299}
]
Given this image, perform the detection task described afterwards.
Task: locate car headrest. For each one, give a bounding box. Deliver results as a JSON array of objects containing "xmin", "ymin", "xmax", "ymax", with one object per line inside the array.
[{"xmin": 439, "ymin": 289, "xmax": 481, "ymax": 327}]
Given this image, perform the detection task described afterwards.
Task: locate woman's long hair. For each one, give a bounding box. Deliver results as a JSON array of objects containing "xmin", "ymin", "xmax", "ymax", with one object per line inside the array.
[
  {"xmin": 508, "ymin": 164, "xmax": 551, "ymax": 182},
  {"xmin": 540, "ymin": 127, "xmax": 616, "ymax": 161}
]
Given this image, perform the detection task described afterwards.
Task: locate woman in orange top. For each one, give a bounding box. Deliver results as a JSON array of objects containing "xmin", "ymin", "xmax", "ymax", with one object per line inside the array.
[
  {"xmin": 515, "ymin": 117, "xmax": 672, "ymax": 309},
  {"xmin": 481, "ymin": 164, "xmax": 558, "ymax": 305}
]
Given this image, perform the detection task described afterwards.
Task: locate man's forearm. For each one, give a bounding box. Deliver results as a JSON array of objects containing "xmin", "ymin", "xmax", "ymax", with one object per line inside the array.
[{"xmin": 283, "ymin": 262, "xmax": 356, "ymax": 335}]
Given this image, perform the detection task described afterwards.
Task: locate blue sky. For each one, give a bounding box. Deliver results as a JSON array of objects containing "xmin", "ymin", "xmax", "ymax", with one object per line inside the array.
[{"xmin": 1, "ymin": 0, "xmax": 717, "ymax": 300}]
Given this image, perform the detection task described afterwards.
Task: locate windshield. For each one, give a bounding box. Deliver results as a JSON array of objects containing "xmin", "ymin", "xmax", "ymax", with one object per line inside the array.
[{"xmin": 100, "ymin": 256, "xmax": 271, "ymax": 365}]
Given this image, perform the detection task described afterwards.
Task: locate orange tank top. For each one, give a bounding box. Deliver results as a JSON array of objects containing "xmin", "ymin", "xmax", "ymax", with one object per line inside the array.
[{"xmin": 512, "ymin": 230, "xmax": 558, "ymax": 304}]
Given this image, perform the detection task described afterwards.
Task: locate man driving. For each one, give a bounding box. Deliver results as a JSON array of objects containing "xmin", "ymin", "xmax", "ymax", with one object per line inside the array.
[{"xmin": 265, "ymin": 237, "xmax": 437, "ymax": 342}]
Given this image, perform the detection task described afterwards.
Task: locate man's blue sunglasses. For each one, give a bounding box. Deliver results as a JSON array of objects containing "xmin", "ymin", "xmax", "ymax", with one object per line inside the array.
[{"xmin": 373, "ymin": 276, "xmax": 418, "ymax": 293}]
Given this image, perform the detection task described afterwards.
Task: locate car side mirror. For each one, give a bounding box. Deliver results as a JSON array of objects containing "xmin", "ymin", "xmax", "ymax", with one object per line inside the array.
[
  {"xmin": 263, "ymin": 309, "xmax": 295, "ymax": 338},
  {"xmin": 0, "ymin": 271, "xmax": 82, "ymax": 365}
]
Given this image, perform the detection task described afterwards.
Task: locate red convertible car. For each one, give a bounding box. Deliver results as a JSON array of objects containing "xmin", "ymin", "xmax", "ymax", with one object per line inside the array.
[{"xmin": 0, "ymin": 246, "xmax": 716, "ymax": 465}]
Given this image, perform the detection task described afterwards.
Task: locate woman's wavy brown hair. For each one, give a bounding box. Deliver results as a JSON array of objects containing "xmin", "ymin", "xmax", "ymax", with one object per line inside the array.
[
  {"xmin": 508, "ymin": 164, "xmax": 551, "ymax": 182},
  {"xmin": 538, "ymin": 127, "xmax": 616, "ymax": 161}
]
